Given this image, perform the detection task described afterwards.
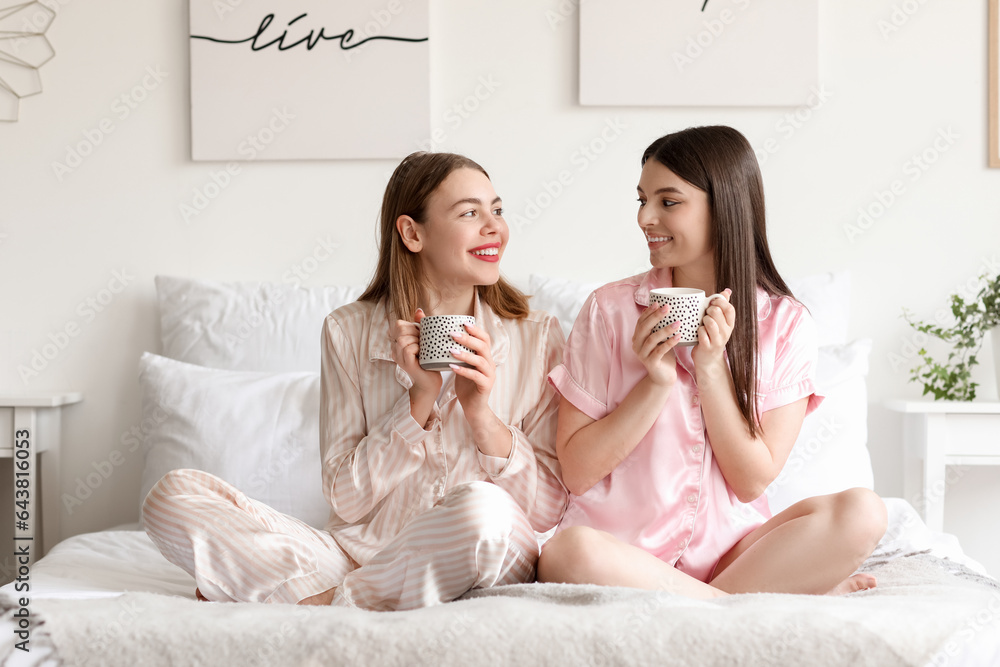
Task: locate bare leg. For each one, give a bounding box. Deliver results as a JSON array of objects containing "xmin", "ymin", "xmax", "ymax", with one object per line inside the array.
[
  {"xmin": 298, "ymin": 587, "xmax": 337, "ymax": 606},
  {"xmin": 194, "ymin": 583, "xmax": 337, "ymax": 604},
  {"xmin": 709, "ymin": 488, "xmax": 887, "ymax": 595},
  {"xmin": 825, "ymin": 573, "xmax": 877, "ymax": 596},
  {"xmin": 537, "ymin": 526, "xmax": 728, "ymax": 600}
]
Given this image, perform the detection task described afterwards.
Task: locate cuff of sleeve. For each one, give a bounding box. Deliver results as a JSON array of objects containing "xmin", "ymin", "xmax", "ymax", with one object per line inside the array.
[
  {"xmin": 760, "ymin": 378, "xmax": 825, "ymax": 417},
  {"xmin": 477, "ymin": 426, "xmax": 516, "ymax": 479},
  {"xmin": 392, "ymin": 391, "xmax": 437, "ymax": 446},
  {"xmin": 547, "ymin": 365, "xmax": 608, "ymax": 421}
]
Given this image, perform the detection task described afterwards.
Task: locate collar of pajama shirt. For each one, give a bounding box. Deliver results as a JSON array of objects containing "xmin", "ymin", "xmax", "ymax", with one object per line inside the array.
[{"xmin": 548, "ymin": 268, "xmax": 824, "ymax": 583}]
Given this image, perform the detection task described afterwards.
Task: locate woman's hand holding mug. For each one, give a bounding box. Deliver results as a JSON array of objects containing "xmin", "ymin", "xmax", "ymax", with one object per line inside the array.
[{"xmin": 392, "ymin": 309, "xmax": 443, "ymax": 423}]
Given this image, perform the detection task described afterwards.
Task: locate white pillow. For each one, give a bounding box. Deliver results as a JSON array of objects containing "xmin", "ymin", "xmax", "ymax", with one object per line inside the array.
[
  {"xmin": 786, "ymin": 271, "xmax": 851, "ymax": 346},
  {"xmin": 156, "ymin": 276, "xmax": 364, "ymax": 373},
  {"xmin": 764, "ymin": 338, "xmax": 874, "ymax": 514},
  {"xmin": 530, "ymin": 271, "xmax": 850, "ymax": 346},
  {"xmin": 528, "ymin": 274, "xmax": 602, "ymax": 339},
  {"xmin": 137, "ymin": 352, "xmax": 330, "ymax": 529}
]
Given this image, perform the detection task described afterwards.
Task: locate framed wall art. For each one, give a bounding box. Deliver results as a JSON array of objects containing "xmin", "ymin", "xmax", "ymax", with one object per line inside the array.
[
  {"xmin": 189, "ymin": 0, "xmax": 429, "ymax": 160},
  {"xmin": 579, "ymin": 0, "xmax": 819, "ymax": 107},
  {"xmin": 990, "ymin": 0, "xmax": 998, "ymax": 167}
]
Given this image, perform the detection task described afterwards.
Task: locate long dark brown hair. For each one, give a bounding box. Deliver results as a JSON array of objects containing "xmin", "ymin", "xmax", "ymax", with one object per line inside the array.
[
  {"xmin": 358, "ymin": 151, "xmax": 529, "ymax": 320},
  {"xmin": 642, "ymin": 126, "xmax": 793, "ymax": 439}
]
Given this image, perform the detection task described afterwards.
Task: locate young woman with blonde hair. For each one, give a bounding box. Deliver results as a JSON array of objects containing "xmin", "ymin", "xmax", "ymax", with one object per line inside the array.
[{"xmin": 144, "ymin": 152, "xmax": 567, "ymax": 610}]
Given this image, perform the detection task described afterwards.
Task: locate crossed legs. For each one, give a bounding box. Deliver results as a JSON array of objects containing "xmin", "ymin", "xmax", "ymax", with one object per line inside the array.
[
  {"xmin": 537, "ymin": 488, "xmax": 887, "ymax": 597},
  {"xmin": 143, "ymin": 469, "xmax": 538, "ymax": 610}
]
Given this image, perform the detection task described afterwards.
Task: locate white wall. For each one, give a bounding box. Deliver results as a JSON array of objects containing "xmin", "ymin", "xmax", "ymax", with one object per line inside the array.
[{"xmin": 2, "ymin": 0, "xmax": 999, "ymax": 579}]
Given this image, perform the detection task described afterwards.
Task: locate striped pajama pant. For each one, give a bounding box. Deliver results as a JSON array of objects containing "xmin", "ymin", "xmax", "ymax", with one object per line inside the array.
[{"xmin": 142, "ymin": 468, "xmax": 538, "ymax": 610}]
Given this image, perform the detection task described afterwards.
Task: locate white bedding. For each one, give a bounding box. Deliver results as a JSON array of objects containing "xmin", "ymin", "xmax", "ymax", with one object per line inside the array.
[
  {"xmin": 7, "ymin": 500, "xmax": 989, "ymax": 601},
  {"xmin": 1, "ymin": 499, "xmax": 998, "ymax": 667},
  {"xmin": 7, "ymin": 528, "xmax": 193, "ymax": 602}
]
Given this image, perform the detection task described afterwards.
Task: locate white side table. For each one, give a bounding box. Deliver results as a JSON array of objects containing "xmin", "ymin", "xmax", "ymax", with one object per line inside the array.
[
  {"xmin": 886, "ymin": 399, "xmax": 1000, "ymax": 532},
  {"xmin": 0, "ymin": 392, "xmax": 82, "ymax": 565}
]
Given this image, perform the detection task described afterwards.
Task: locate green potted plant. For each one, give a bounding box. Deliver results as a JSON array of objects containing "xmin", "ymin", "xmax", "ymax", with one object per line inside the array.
[{"xmin": 903, "ymin": 273, "xmax": 1000, "ymax": 401}]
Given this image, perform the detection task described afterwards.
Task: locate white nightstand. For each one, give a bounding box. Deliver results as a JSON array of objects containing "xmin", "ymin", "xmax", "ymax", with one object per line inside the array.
[
  {"xmin": 0, "ymin": 392, "xmax": 82, "ymax": 565},
  {"xmin": 886, "ymin": 399, "xmax": 1000, "ymax": 532}
]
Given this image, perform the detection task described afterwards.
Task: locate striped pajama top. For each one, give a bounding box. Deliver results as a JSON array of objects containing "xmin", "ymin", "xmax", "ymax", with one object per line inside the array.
[{"xmin": 319, "ymin": 295, "xmax": 569, "ymax": 566}]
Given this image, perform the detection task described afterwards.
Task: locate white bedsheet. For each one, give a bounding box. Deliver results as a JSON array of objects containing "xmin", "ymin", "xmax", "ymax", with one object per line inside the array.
[
  {"xmin": 10, "ymin": 527, "xmax": 194, "ymax": 602},
  {"xmin": 0, "ymin": 527, "xmax": 195, "ymax": 666},
  {"xmin": 1, "ymin": 498, "xmax": 997, "ymax": 667}
]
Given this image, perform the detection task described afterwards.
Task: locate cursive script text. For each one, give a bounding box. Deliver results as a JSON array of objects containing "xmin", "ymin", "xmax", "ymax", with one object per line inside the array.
[{"xmin": 190, "ymin": 13, "xmax": 429, "ymax": 52}]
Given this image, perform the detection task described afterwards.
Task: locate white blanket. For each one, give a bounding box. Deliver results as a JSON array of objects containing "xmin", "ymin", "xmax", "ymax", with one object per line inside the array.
[
  {"xmin": 1, "ymin": 500, "xmax": 998, "ymax": 667},
  {"xmin": 2, "ymin": 552, "xmax": 998, "ymax": 666}
]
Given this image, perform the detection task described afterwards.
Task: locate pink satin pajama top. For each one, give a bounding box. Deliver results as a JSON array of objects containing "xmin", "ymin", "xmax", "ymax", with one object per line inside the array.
[{"xmin": 548, "ymin": 268, "xmax": 823, "ymax": 582}]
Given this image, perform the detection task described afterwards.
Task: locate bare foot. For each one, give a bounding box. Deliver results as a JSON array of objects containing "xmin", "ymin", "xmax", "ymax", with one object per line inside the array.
[
  {"xmin": 298, "ymin": 587, "xmax": 337, "ymax": 606},
  {"xmin": 825, "ymin": 573, "xmax": 877, "ymax": 596},
  {"xmin": 195, "ymin": 588, "xmax": 209, "ymax": 602}
]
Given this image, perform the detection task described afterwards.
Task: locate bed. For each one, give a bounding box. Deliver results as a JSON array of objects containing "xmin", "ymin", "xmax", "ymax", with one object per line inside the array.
[{"xmin": 2, "ymin": 272, "xmax": 998, "ymax": 667}]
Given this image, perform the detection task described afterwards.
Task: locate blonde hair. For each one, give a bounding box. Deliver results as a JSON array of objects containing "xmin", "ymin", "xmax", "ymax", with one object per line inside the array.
[{"xmin": 358, "ymin": 152, "xmax": 529, "ymax": 320}]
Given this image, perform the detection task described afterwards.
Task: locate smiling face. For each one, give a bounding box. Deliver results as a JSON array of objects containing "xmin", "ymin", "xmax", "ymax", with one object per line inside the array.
[
  {"xmin": 636, "ymin": 159, "xmax": 714, "ymax": 277},
  {"xmin": 406, "ymin": 167, "xmax": 508, "ymax": 294}
]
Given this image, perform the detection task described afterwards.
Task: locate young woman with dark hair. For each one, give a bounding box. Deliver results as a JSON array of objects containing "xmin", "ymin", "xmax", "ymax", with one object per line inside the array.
[
  {"xmin": 143, "ymin": 152, "xmax": 567, "ymax": 610},
  {"xmin": 537, "ymin": 126, "xmax": 886, "ymax": 598}
]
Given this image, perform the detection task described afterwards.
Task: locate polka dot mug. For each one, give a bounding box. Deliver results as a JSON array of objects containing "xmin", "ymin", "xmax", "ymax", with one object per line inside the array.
[
  {"xmin": 649, "ymin": 288, "xmax": 728, "ymax": 345},
  {"xmin": 417, "ymin": 315, "xmax": 477, "ymax": 371}
]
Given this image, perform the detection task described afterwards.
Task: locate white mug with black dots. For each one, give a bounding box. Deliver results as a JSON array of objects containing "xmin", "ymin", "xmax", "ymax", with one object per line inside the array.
[
  {"xmin": 418, "ymin": 315, "xmax": 477, "ymax": 371},
  {"xmin": 649, "ymin": 288, "xmax": 728, "ymax": 345}
]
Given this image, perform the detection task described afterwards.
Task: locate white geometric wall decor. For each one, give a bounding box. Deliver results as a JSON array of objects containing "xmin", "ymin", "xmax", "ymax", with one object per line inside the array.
[{"xmin": 0, "ymin": 1, "xmax": 56, "ymax": 122}]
